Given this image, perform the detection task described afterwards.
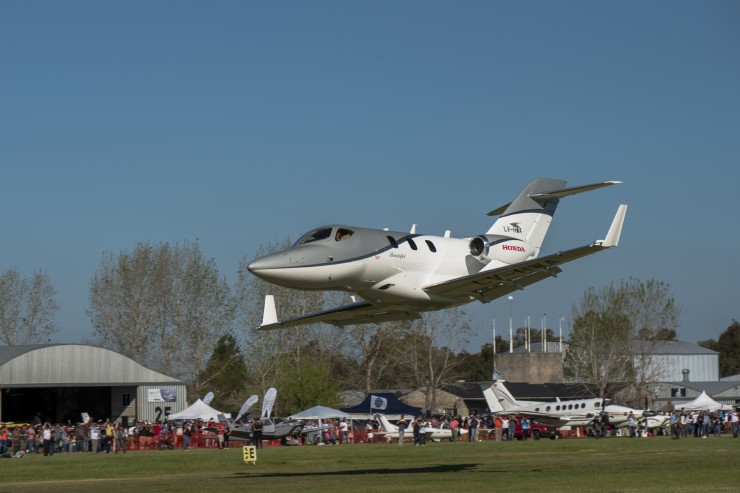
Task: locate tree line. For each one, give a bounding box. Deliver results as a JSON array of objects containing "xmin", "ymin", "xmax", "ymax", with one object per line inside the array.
[{"xmin": 2, "ymin": 241, "xmax": 740, "ymax": 415}]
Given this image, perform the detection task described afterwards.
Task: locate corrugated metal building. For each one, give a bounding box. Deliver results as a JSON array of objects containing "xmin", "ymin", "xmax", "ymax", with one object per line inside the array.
[
  {"xmin": 0, "ymin": 344, "xmax": 187, "ymax": 424},
  {"xmin": 635, "ymin": 340, "xmax": 719, "ymax": 382}
]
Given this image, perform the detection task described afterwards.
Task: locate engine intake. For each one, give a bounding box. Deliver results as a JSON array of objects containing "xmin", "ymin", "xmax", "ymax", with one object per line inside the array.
[{"xmin": 469, "ymin": 235, "xmax": 534, "ymax": 264}]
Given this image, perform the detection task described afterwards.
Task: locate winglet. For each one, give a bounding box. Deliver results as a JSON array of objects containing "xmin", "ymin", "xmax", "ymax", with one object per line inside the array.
[
  {"xmin": 597, "ymin": 204, "xmax": 628, "ymax": 247},
  {"xmin": 261, "ymin": 295, "xmax": 278, "ymax": 326}
]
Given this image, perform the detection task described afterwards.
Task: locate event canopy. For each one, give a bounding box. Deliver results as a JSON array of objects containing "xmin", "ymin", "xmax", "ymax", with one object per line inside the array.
[
  {"xmin": 341, "ymin": 393, "xmax": 422, "ymax": 420},
  {"xmin": 675, "ymin": 391, "xmax": 733, "ymax": 412},
  {"xmin": 167, "ymin": 398, "xmax": 225, "ymax": 421},
  {"xmin": 288, "ymin": 405, "xmax": 351, "ymax": 420}
]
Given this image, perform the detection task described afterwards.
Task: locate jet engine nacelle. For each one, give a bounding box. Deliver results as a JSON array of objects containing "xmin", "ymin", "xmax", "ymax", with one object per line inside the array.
[{"xmin": 469, "ymin": 235, "xmax": 535, "ymax": 264}]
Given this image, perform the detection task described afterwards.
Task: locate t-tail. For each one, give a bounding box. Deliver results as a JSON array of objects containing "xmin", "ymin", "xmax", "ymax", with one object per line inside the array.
[
  {"xmin": 486, "ymin": 179, "xmax": 621, "ymax": 257},
  {"xmin": 483, "ymin": 381, "xmax": 521, "ymax": 412},
  {"xmin": 375, "ymin": 414, "xmax": 398, "ymax": 433}
]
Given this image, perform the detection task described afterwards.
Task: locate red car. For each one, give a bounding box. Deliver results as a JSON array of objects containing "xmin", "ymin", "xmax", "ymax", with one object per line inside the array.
[{"xmin": 511, "ymin": 419, "xmax": 562, "ymax": 440}]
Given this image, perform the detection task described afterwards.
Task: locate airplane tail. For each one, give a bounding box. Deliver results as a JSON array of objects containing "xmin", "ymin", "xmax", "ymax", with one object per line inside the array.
[
  {"xmin": 484, "ymin": 381, "xmax": 522, "ymax": 412},
  {"xmin": 375, "ymin": 414, "xmax": 397, "ymax": 433},
  {"xmin": 486, "ymin": 179, "xmax": 621, "ymax": 256}
]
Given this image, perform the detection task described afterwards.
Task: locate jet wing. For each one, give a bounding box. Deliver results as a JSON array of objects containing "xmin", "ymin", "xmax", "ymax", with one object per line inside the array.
[
  {"xmin": 257, "ymin": 298, "xmax": 421, "ymax": 330},
  {"xmin": 425, "ymin": 204, "xmax": 627, "ymax": 303}
]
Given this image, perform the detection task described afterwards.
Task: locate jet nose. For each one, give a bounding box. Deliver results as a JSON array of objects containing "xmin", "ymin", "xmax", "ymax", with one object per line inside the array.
[{"xmin": 247, "ymin": 254, "xmax": 284, "ymax": 275}]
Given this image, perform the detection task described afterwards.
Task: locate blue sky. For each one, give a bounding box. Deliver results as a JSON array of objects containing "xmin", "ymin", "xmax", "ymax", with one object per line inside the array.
[{"xmin": 2, "ymin": 1, "xmax": 739, "ymax": 352}]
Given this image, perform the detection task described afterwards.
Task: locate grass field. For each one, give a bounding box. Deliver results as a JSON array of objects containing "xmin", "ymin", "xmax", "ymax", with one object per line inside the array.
[{"xmin": 2, "ymin": 437, "xmax": 739, "ymax": 493}]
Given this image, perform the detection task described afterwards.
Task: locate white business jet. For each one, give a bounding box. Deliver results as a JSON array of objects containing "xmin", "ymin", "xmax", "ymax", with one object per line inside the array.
[
  {"xmin": 248, "ymin": 178, "xmax": 627, "ymax": 330},
  {"xmin": 483, "ymin": 380, "xmax": 652, "ymax": 428}
]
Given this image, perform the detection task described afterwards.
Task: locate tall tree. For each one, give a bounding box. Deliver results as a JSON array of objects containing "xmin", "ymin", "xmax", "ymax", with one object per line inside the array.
[
  {"xmin": 700, "ymin": 320, "xmax": 740, "ymax": 377},
  {"xmin": 0, "ymin": 267, "xmax": 59, "ymax": 345},
  {"xmin": 234, "ymin": 241, "xmax": 333, "ymax": 399},
  {"xmin": 394, "ymin": 309, "xmax": 475, "ymax": 412},
  {"xmin": 566, "ymin": 278, "xmax": 680, "ymax": 400},
  {"xmin": 197, "ymin": 333, "xmax": 248, "ymax": 411},
  {"xmin": 87, "ymin": 241, "xmax": 234, "ymax": 388}
]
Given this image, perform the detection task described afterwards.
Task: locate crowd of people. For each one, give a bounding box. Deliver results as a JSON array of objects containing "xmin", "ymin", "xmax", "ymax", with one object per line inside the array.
[
  {"xmin": 0, "ymin": 417, "xmax": 232, "ymax": 457},
  {"xmin": 668, "ymin": 409, "xmax": 739, "ymax": 439},
  {"xmin": 2, "ymin": 407, "xmax": 737, "ymax": 456}
]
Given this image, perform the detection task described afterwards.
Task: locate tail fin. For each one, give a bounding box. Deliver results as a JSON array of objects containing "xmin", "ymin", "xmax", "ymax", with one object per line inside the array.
[
  {"xmin": 486, "ymin": 179, "xmax": 621, "ymax": 256},
  {"xmin": 375, "ymin": 414, "xmax": 397, "ymax": 433},
  {"xmin": 484, "ymin": 381, "xmax": 522, "ymax": 412}
]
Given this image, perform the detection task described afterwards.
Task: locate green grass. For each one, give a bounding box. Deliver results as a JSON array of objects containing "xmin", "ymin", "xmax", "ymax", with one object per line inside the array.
[{"xmin": 2, "ymin": 437, "xmax": 739, "ymax": 493}]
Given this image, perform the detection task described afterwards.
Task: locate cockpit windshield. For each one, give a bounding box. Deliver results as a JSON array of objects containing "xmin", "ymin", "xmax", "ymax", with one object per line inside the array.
[
  {"xmin": 295, "ymin": 227, "xmax": 354, "ymax": 246},
  {"xmin": 295, "ymin": 227, "xmax": 333, "ymax": 246}
]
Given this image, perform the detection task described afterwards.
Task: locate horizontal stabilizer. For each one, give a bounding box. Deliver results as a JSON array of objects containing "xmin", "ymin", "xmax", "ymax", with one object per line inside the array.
[
  {"xmin": 487, "ymin": 180, "xmax": 621, "ymax": 216},
  {"xmin": 257, "ymin": 298, "xmax": 422, "ymax": 330}
]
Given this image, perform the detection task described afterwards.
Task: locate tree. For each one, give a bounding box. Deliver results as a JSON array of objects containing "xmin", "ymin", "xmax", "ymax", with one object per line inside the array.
[
  {"xmin": 565, "ymin": 278, "xmax": 680, "ymax": 402},
  {"xmin": 234, "ymin": 241, "xmax": 337, "ymax": 405},
  {"xmin": 700, "ymin": 320, "xmax": 740, "ymax": 377},
  {"xmin": 87, "ymin": 241, "xmax": 235, "ymax": 389},
  {"xmin": 278, "ymin": 357, "xmax": 340, "ymax": 414},
  {"xmin": 566, "ymin": 307, "xmax": 632, "ymax": 398},
  {"xmin": 393, "ymin": 309, "xmax": 475, "ymax": 412},
  {"xmin": 0, "ymin": 267, "xmax": 58, "ymax": 345},
  {"xmin": 347, "ymin": 321, "xmax": 414, "ymax": 392},
  {"xmin": 197, "ymin": 333, "xmax": 248, "ymax": 411}
]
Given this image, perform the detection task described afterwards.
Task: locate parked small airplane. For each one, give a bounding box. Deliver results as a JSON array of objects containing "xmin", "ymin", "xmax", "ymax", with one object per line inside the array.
[
  {"xmin": 208, "ymin": 414, "xmax": 329, "ymax": 446},
  {"xmin": 373, "ymin": 414, "xmax": 468, "ymax": 442},
  {"xmin": 483, "ymin": 380, "xmax": 656, "ymax": 429},
  {"xmin": 248, "ymin": 178, "xmax": 627, "ymax": 330}
]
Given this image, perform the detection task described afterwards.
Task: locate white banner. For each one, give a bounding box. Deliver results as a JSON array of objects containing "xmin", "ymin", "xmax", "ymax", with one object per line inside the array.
[
  {"xmin": 148, "ymin": 388, "xmax": 177, "ymax": 403},
  {"xmin": 261, "ymin": 388, "xmax": 277, "ymax": 418},
  {"xmin": 235, "ymin": 395, "xmax": 259, "ymax": 423}
]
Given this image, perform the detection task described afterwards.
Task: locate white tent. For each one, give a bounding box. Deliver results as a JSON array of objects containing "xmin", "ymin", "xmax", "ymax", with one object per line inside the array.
[
  {"xmin": 675, "ymin": 391, "xmax": 733, "ymax": 412},
  {"xmin": 167, "ymin": 399, "xmax": 226, "ymax": 421},
  {"xmin": 288, "ymin": 405, "xmax": 351, "ymax": 420}
]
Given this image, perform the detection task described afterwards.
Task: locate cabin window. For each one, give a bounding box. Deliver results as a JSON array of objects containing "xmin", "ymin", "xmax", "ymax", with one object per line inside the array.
[
  {"xmin": 407, "ymin": 238, "xmax": 418, "ymax": 250},
  {"xmin": 296, "ymin": 227, "xmax": 332, "ymax": 245},
  {"xmin": 545, "ymin": 406, "xmax": 551, "ymax": 412},
  {"xmin": 335, "ymin": 228, "xmax": 353, "ymax": 241},
  {"xmin": 425, "ymin": 240, "xmax": 437, "ymax": 252},
  {"xmin": 387, "ymin": 236, "xmax": 399, "ymax": 248}
]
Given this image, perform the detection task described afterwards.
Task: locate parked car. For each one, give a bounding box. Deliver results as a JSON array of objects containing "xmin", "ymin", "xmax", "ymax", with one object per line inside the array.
[{"xmin": 512, "ymin": 419, "xmax": 562, "ymax": 440}]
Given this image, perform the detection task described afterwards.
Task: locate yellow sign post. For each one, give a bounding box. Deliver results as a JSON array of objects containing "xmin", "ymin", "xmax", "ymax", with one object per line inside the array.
[{"xmin": 242, "ymin": 445, "xmax": 257, "ymax": 465}]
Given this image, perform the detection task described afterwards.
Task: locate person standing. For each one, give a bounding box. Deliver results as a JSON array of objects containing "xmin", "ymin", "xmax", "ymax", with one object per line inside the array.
[
  {"xmin": 115, "ymin": 423, "xmax": 126, "ymax": 453},
  {"xmin": 339, "ymin": 419, "xmax": 349, "ymax": 444},
  {"xmin": 468, "ymin": 416, "xmax": 478, "ymax": 442},
  {"xmin": 450, "ymin": 416, "xmax": 459, "ymax": 442},
  {"xmin": 252, "ymin": 418, "xmax": 263, "ymax": 449},
  {"xmin": 216, "ymin": 421, "xmax": 225, "ymax": 449},
  {"xmin": 182, "ymin": 423, "xmax": 191, "ymax": 451},
  {"xmin": 627, "ymin": 412, "xmax": 637, "ymax": 438},
  {"xmin": 508, "ymin": 416, "xmax": 516, "ymax": 441},
  {"xmin": 397, "ymin": 415, "xmax": 407, "ymax": 446},
  {"xmin": 90, "ymin": 423, "xmax": 100, "ymax": 453},
  {"xmin": 521, "ymin": 417, "xmax": 530, "ymax": 440},
  {"xmin": 42, "ymin": 423, "xmax": 53, "ymax": 456}
]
